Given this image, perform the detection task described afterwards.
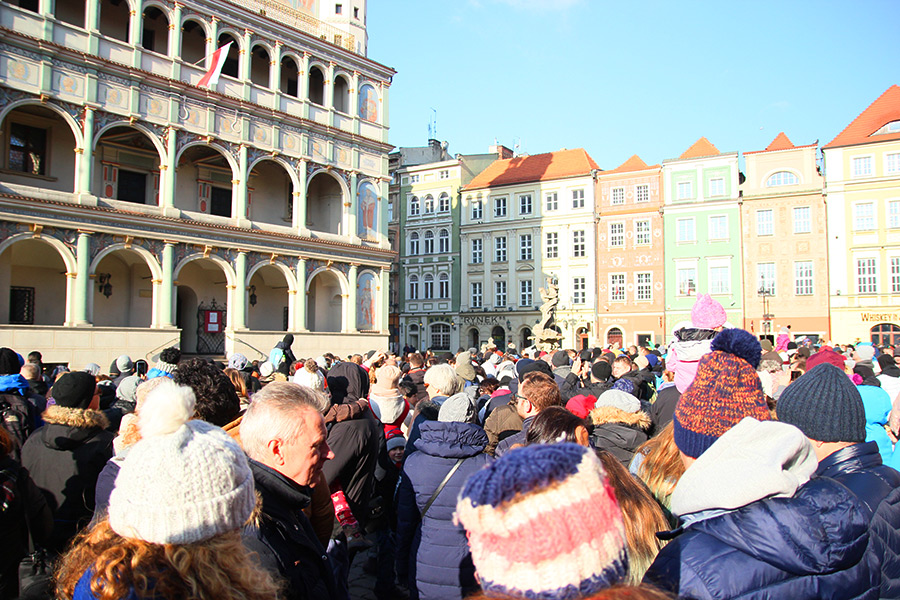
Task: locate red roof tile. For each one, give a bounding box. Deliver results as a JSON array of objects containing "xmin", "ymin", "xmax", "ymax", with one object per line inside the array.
[
  {"xmin": 463, "ymin": 149, "xmax": 599, "ymax": 190},
  {"xmin": 766, "ymin": 132, "xmax": 795, "ymax": 151},
  {"xmin": 824, "ymin": 85, "xmax": 900, "ymax": 149},
  {"xmin": 601, "ymin": 154, "xmax": 660, "ymax": 175},
  {"xmin": 678, "ymin": 137, "xmax": 720, "ymax": 159}
]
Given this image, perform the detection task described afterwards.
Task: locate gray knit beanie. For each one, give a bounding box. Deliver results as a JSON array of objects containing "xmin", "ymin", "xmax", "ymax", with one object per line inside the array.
[
  {"xmin": 108, "ymin": 379, "xmax": 255, "ymax": 544},
  {"xmin": 776, "ymin": 363, "xmax": 866, "ymax": 443},
  {"xmin": 439, "ymin": 392, "xmax": 477, "ymax": 423}
]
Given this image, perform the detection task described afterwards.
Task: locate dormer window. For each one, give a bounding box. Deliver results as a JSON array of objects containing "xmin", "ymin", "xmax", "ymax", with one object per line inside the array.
[{"xmin": 873, "ymin": 120, "xmax": 900, "ymax": 136}]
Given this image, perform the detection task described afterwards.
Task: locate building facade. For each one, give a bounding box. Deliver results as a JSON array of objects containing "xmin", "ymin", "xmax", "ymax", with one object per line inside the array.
[
  {"xmin": 824, "ymin": 85, "xmax": 900, "ymax": 345},
  {"xmin": 662, "ymin": 138, "xmax": 743, "ymax": 338},
  {"xmin": 594, "ymin": 155, "xmax": 665, "ymax": 348},
  {"xmin": 397, "ymin": 145, "xmax": 497, "ymax": 352},
  {"xmin": 741, "ymin": 132, "xmax": 828, "ymax": 342},
  {"xmin": 0, "ymin": 0, "xmax": 395, "ymax": 367},
  {"xmin": 459, "ymin": 148, "xmax": 598, "ymax": 352}
]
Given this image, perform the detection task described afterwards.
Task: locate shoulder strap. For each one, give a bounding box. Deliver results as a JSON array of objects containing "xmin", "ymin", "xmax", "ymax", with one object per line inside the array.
[{"xmin": 421, "ymin": 457, "xmax": 464, "ymax": 520}]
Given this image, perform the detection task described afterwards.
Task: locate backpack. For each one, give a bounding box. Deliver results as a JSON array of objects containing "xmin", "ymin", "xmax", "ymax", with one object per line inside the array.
[
  {"xmin": 268, "ymin": 347, "xmax": 285, "ymax": 370},
  {"xmin": 0, "ymin": 393, "xmax": 33, "ymax": 461}
]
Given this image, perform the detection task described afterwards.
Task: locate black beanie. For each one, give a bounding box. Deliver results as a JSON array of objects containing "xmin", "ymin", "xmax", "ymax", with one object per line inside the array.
[
  {"xmin": 517, "ymin": 359, "xmax": 552, "ymax": 382},
  {"xmin": 777, "ymin": 363, "xmax": 865, "ymax": 443},
  {"xmin": 551, "ymin": 351, "xmax": 570, "ymax": 367},
  {"xmin": 0, "ymin": 348, "xmax": 20, "ymax": 375},
  {"xmin": 51, "ymin": 372, "xmax": 97, "ymax": 409},
  {"xmin": 591, "ymin": 361, "xmax": 611, "ymax": 381}
]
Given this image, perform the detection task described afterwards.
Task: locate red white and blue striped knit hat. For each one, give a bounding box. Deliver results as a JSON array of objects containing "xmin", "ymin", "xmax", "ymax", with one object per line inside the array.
[{"xmin": 455, "ymin": 443, "xmax": 627, "ymax": 600}]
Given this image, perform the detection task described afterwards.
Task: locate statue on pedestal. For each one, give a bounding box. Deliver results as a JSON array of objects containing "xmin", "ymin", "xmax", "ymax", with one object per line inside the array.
[{"xmin": 530, "ymin": 277, "xmax": 563, "ymax": 352}]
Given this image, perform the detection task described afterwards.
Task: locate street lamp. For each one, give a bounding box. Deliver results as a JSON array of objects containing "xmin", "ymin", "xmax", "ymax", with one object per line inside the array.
[{"xmin": 757, "ymin": 285, "xmax": 773, "ymax": 336}]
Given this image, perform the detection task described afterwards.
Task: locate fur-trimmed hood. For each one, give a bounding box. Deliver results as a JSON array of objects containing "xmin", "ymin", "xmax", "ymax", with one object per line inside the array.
[
  {"xmin": 42, "ymin": 405, "xmax": 110, "ymax": 430},
  {"xmin": 589, "ymin": 405, "xmax": 651, "ymax": 430}
]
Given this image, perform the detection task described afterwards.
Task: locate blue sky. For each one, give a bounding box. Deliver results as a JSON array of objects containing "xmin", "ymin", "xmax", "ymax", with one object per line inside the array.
[{"xmin": 368, "ymin": 0, "xmax": 899, "ymax": 169}]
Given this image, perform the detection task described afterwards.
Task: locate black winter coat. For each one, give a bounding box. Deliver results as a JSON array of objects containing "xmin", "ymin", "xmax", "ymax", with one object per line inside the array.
[
  {"xmin": 242, "ymin": 460, "xmax": 336, "ymax": 600},
  {"xmin": 588, "ymin": 405, "xmax": 652, "ymax": 465},
  {"xmin": 644, "ymin": 476, "xmax": 880, "ymax": 600},
  {"xmin": 21, "ymin": 406, "xmax": 114, "ymax": 553},
  {"xmin": 561, "ymin": 372, "xmax": 611, "ymax": 402},
  {"xmin": 816, "ymin": 441, "xmax": 900, "ymax": 599},
  {"xmin": 396, "ymin": 421, "xmax": 492, "ymax": 600},
  {"xmin": 322, "ymin": 408, "xmax": 381, "ymax": 532}
]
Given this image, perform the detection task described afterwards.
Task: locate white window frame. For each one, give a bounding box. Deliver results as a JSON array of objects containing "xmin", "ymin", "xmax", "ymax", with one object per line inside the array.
[
  {"xmin": 409, "ymin": 195, "xmax": 420, "ymax": 216},
  {"xmin": 708, "ymin": 258, "xmax": 731, "ymax": 295},
  {"xmin": 423, "ymin": 230, "xmax": 435, "ymax": 254},
  {"xmin": 439, "ymin": 169, "xmax": 450, "ymax": 180},
  {"xmin": 545, "ymin": 232, "xmax": 558, "ymax": 259},
  {"xmin": 519, "ymin": 233, "xmax": 533, "ymax": 261},
  {"xmin": 766, "ymin": 171, "xmax": 799, "ymax": 187},
  {"xmin": 471, "ymin": 238, "xmax": 482, "ymax": 264},
  {"xmin": 609, "ymin": 222, "xmax": 625, "ymax": 248},
  {"xmin": 757, "ymin": 262, "xmax": 776, "ymax": 296},
  {"xmin": 408, "ymin": 274, "xmax": 419, "ymax": 300},
  {"xmin": 635, "ymin": 184, "xmax": 650, "ymax": 203},
  {"xmin": 410, "ymin": 174, "xmax": 420, "ymax": 183},
  {"xmin": 857, "ymin": 257, "xmax": 878, "ymax": 294},
  {"xmin": 471, "ymin": 282, "xmax": 483, "ymax": 308},
  {"xmin": 854, "ymin": 202, "xmax": 876, "ymax": 231},
  {"xmin": 793, "ymin": 206, "xmax": 812, "ymax": 234},
  {"xmin": 545, "ymin": 191, "xmax": 558, "ymax": 211},
  {"xmin": 676, "ymin": 263, "xmax": 697, "ymax": 297},
  {"xmin": 676, "ymin": 217, "xmax": 695, "ymax": 243},
  {"xmin": 438, "ymin": 193, "xmax": 450, "ymax": 212},
  {"xmin": 794, "ymin": 261, "xmax": 814, "ymax": 296},
  {"xmin": 756, "ymin": 209, "xmax": 774, "ymax": 236},
  {"xmin": 423, "ymin": 274, "xmax": 434, "ymax": 299},
  {"xmin": 438, "ymin": 229, "xmax": 450, "ymax": 253},
  {"xmin": 708, "ymin": 214, "xmax": 728, "ymax": 240},
  {"xmin": 409, "ymin": 232, "xmax": 419, "ymax": 255},
  {"xmin": 609, "ymin": 273, "xmax": 625, "ymax": 302},
  {"xmin": 471, "ymin": 197, "xmax": 483, "ymax": 220},
  {"xmin": 520, "ymin": 279, "xmax": 533, "ymax": 307},
  {"xmin": 494, "ymin": 196, "xmax": 507, "ymax": 218},
  {"xmin": 423, "ymin": 195, "xmax": 434, "ymax": 213},
  {"xmin": 439, "ymin": 273, "xmax": 450, "ymax": 299},
  {"xmin": 572, "ymin": 188, "xmax": 585, "ymax": 209},
  {"xmin": 611, "ymin": 187, "xmax": 625, "ymax": 205},
  {"xmin": 889, "ymin": 200, "xmax": 900, "ymax": 229},
  {"xmin": 495, "ymin": 236, "xmax": 507, "ymax": 262},
  {"xmin": 636, "ymin": 272, "xmax": 652, "ymax": 301},
  {"xmin": 572, "ymin": 230, "xmax": 586, "ymax": 257},
  {"xmin": 677, "ymin": 180, "xmax": 692, "ymax": 200},
  {"xmin": 852, "ymin": 155, "xmax": 873, "ymax": 178},
  {"xmin": 887, "ymin": 153, "xmax": 900, "ymax": 175},
  {"xmin": 572, "ymin": 277, "xmax": 586, "ymax": 304},
  {"xmin": 709, "ymin": 177, "xmax": 725, "ymax": 197},
  {"xmin": 495, "ymin": 280, "xmax": 507, "ymax": 308},
  {"xmin": 518, "ymin": 193, "xmax": 533, "ymax": 215},
  {"xmin": 891, "ymin": 257, "xmax": 900, "ymax": 295},
  {"xmin": 635, "ymin": 219, "xmax": 651, "ymax": 245}
]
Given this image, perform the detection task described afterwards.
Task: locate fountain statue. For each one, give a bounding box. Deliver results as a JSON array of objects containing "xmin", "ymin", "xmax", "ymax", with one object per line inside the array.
[{"xmin": 530, "ymin": 277, "xmax": 563, "ymax": 352}]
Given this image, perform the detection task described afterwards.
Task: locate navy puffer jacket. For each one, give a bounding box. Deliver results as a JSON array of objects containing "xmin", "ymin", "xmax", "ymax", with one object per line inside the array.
[
  {"xmin": 644, "ymin": 476, "xmax": 880, "ymax": 600},
  {"xmin": 816, "ymin": 441, "xmax": 900, "ymax": 599},
  {"xmin": 396, "ymin": 421, "xmax": 491, "ymax": 600}
]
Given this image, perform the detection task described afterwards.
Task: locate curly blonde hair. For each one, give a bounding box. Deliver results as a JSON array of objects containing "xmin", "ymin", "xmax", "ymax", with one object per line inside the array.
[{"xmin": 55, "ymin": 520, "xmax": 280, "ymax": 600}]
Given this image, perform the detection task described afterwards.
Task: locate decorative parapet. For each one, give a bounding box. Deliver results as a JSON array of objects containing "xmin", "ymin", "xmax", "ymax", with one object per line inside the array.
[{"xmin": 227, "ymin": 0, "xmax": 356, "ymax": 53}]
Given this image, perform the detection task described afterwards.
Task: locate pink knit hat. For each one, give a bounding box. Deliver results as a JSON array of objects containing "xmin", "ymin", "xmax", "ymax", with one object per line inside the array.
[{"xmin": 691, "ymin": 294, "xmax": 727, "ymax": 329}]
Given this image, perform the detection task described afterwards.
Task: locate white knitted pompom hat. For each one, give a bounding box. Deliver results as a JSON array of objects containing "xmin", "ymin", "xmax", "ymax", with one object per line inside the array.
[{"xmin": 108, "ymin": 379, "xmax": 255, "ymax": 544}]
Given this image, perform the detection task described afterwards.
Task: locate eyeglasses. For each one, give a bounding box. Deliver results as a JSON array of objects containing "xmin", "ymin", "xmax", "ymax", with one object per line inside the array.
[{"xmin": 514, "ymin": 393, "xmax": 528, "ymax": 403}]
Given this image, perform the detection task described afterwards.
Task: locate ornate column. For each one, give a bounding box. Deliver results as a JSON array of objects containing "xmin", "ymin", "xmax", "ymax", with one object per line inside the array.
[
  {"xmin": 295, "ymin": 159, "xmax": 308, "ymax": 233},
  {"xmin": 169, "ymin": 3, "xmax": 182, "ymax": 58},
  {"xmin": 299, "ymin": 53, "xmax": 310, "ymax": 119},
  {"xmin": 325, "ymin": 61, "xmax": 335, "ymax": 121},
  {"xmin": 295, "ymin": 258, "xmax": 307, "ymax": 331},
  {"xmin": 346, "ymin": 263, "xmax": 358, "ymax": 333},
  {"xmin": 233, "ymin": 251, "xmax": 247, "ymax": 330},
  {"xmin": 130, "ymin": 5, "xmax": 144, "ymax": 65},
  {"xmin": 72, "ymin": 231, "xmax": 92, "ymax": 326},
  {"xmin": 269, "ymin": 42, "xmax": 281, "ymax": 94},
  {"xmin": 207, "ymin": 18, "xmax": 218, "ymax": 66},
  {"xmin": 236, "ymin": 144, "xmax": 249, "ymax": 223},
  {"xmin": 380, "ymin": 267, "xmax": 390, "ymax": 333},
  {"xmin": 348, "ymin": 171, "xmax": 358, "ymax": 239},
  {"xmin": 158, "ymin": 242, "xmax": 175, "ymax": 327},
  {"xmin": 350, "ymin": 71, "xmax": 360, "ymax": 135},
  {"xmin": 161, "ymin": 126, "xmax": 177, "ymax": 214},
  {"xmin": 78, "ymin": 107, "xmax": 95, "ymax": 196},
  {"xmin": 241, "ymin": 29, "xmax": 252, "ymax": 82}
]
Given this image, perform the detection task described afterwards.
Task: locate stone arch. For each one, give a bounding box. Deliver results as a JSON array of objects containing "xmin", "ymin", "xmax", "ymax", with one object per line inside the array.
[
  {"xmin": 247, "ymin": 157, "xmax": 298, "ymax": 226},
  {"xmin": 99, "ymin": 0, "xmax": 133, "ymax": 43},
  {"xmin": 216, "ymin": 30, "xmax": 242, "ymax": 79},
  {"xmin": 306, "ymin": 267, "xmax": 348, "ymax": 332},
  {"xmin": 306, "ymin": 169, "xmax": 348, "ymax": 235},
  {"xmin": 141, "ymin": 2, "xmax": 171, "ymax": 54},
  {"xmin": 605, "ymin": 326, "xmax": 624, "ymax": 348},
  {"xmin": 333, "ymin": 73, "xmax": 350, "ymax": 113},
  {"xmin": 307, "ymin": 62, "xmax": 326, "ymax": 106},
  {"xmin": 247, "ymin": 261, "xmax": 296, "ymax": 331},
  {"xmin": 180, "ymin": 18, "xmax": 208, "ymax": 65},
  {"xmin": 93, "ymin": 123, "xmax": 166, "ymax": 204},
  {"xmin": 174, "ymin": 142, "xmax": 239, "ymax": 217},
  {"xmin": 249, "ymin": 42, "xmax": 272, "ymax": 87},
  {"xmin": 173, "ymin": 253, "xmax": 236, "ymax": 288},
  {"xmin": 0, "ymin": 99, "xmax": 84, "ymax": 150},
  {"xmin": 173, "ymin": 254, "xmax": 236, "ymax": 352},
  {"xmin": 279, "ymin": 53, "xmax": 301, "ymax": 97},
  {"xmin": 88, "ymin": 245, "xmax": 160, "ymax": 327},
  {"xmin": 0, "ymin": 234, "xmax": 77, "ymax": 326}
]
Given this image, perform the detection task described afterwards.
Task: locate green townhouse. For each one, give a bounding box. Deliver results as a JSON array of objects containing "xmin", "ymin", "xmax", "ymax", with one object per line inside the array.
[{"xmin": 662, "ymin": 137, "xmax": 744, "ymax": 338}]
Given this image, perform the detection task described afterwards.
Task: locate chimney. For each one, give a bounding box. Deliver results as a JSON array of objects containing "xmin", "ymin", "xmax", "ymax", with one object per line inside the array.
[{"xmin": 490, "ymin": 144, "xmax": 514, "ymax": 159}]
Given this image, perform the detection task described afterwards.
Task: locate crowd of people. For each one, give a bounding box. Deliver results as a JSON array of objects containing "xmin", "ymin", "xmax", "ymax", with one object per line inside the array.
[{"xmin": 1, "ymin": 293, "xmax": 900, "ymax": 600}]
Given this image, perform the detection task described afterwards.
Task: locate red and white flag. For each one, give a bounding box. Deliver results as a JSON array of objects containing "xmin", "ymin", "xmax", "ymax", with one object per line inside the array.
[{"xmin": 197, "ymin": 42, "xmax": 232, "ymax": 89}]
